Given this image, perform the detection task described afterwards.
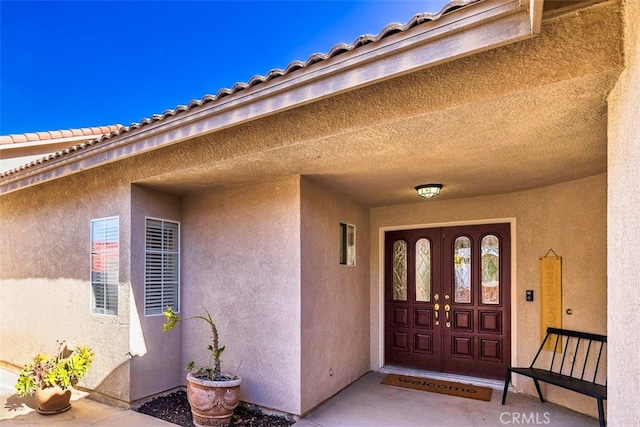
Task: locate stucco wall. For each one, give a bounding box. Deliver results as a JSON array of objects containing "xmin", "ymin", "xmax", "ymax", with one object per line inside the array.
[
  {"xmin": 299, "ymin": 177, "xmax": 370, "ymax": 415},
  {"xmin": 129, "ymin": 185, "xmax": 184, "ymax": 402},
  {"xmin": 180, "ymin": 176, "xmax": 302, "ymax": 414},
  {"xmin": 607, "ymin": 0, "xmax": 640, "ymax": 424},
  {"xmin": 0, "ymin": 166, "xmax": 134, "ymax": 404},
  {"xmin": 370, "ymin": 173, "xmax": 607, "ymax": 419}
]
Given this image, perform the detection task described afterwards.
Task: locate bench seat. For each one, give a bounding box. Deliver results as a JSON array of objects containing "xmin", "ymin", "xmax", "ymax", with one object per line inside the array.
[
  {"xmin": 502, "ymin": 328, "xmax": 607, "ymax": 427},
  {"xmin": 508, "ymin": 367, "xmax": 607, "ymax": 399}
]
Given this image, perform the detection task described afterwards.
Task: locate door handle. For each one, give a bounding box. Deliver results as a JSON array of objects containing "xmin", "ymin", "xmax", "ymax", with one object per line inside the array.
[
  {"xmin": 445, "ymin": 304, "xmax": 451, "ymax": 328},
  {"xmin": 434, "ymin": 303, "xmax": 440, "ymax": 325}
]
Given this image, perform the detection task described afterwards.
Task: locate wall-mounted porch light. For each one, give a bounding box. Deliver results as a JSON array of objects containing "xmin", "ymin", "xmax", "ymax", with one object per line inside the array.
[{"xmin": 415, "ymin": 183, "xmax": 443, "ymax": 199}]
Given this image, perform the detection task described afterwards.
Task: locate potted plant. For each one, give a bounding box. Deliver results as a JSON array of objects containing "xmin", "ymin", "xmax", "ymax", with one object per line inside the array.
[
  {"xmin": 163, "ymin": 306, "xmax": 242, "ymax": 427},
  {"xmin": 15, "ymin": 341, "xmax": 95, "ymax": 414}
]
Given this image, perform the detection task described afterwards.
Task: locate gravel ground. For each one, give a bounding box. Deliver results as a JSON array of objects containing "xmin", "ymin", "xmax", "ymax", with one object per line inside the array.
[{"xmin": 136, "ymin": 391, "xmax": 296, "ymax": 427}]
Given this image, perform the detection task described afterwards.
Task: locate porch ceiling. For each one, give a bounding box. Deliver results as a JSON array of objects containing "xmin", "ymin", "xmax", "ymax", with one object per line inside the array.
[{"xmin": 135, "ymin": 2, "xmax": 622, "ymax": 207}]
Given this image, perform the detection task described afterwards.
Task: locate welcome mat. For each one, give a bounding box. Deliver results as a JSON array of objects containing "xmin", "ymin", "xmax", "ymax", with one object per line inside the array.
[{"xmin": 381, "ymin": 374, "xmax": 493, "ymax": 402}]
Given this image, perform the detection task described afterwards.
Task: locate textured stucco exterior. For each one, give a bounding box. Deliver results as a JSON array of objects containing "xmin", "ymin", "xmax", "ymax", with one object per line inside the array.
[
  {"xmin": 181, "ymin": 177, "xmax": 302, "ymax": 414},
  {"xmin": 0, "ymin": 165, "xmax": 134, "ymax": 404},
  {"xmin": 300, "ymin": 177, "xmax": 370, "ymax": 414},
  {"xmin": 129, "ymin": 185, "xmax": 184, "ymax": 401},
  {"xmin": 0, "ymin": 0, "xmax": 636, "ymax": 422},
  {"xmin": 607, "ymin": 0, "xmax": 640, "ymax": 424},
  {"xmin": 371, "ymin": 174, "xmax": 607, "ymax": 418}
]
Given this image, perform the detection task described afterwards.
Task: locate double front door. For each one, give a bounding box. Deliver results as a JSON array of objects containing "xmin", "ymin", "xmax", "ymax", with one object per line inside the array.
[{"xmin": 384, "ymin": 223, "xmax": 511, "ymax": 380}]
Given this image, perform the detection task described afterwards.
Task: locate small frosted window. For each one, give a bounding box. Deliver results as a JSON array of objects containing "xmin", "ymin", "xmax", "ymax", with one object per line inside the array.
[
  {"xmin": 393, "ymin": 240, "xmax": 407, "ymax": 301},
  {"xmin": 340, "ymin": 223, "xmax": 356, "ymax": 266},
  {"xmin": 415, "ymin": 238, "xmax": 431, "ymax": 302}
]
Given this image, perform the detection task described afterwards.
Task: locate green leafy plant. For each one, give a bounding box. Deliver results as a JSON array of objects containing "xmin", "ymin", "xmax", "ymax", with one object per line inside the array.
[
  {"xmin": 163, "ymin": 306, "xmax": 232, "ymax": 381},
  {"xmin": 15, "ymin": 341, "xmax": 95, "ymax": 397}
]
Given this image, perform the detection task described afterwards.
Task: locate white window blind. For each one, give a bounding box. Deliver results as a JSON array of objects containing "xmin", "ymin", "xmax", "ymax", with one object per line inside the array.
[
  {"xmin": 91, "ymin": 217, "xmax": 119, "ymax": 315},
  {"xmin": 145, "ymin": 218, "xmax": 180, "ymax": 316}
]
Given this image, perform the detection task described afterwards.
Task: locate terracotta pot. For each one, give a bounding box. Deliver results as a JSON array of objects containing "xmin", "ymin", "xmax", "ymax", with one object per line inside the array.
[
  {"xmin": 186, "ymin": 372, "xmax": 242, "ymax": 427},
  {"xmin": 35, "ymin": 386, "xmax": 72, "ymax": 414}
]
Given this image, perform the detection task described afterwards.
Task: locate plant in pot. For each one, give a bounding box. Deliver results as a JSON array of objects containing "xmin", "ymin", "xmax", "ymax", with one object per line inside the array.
[
  {"xmin": 163, "ymin": 306, "xmax": 242, "ymax": 427},
  {"xmin": 15, "ymin": 341, "xmax": 95, "ymax": 414}
]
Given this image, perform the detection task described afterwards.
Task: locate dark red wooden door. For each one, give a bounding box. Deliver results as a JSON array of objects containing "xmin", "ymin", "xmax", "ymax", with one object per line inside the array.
[
  {"xmin": 384, "ymin": 223, "xmax": 511, "ymax": 380},
  {"xmin": 384, "ymin": 227, "xmax": 443, "ymax": 372}
]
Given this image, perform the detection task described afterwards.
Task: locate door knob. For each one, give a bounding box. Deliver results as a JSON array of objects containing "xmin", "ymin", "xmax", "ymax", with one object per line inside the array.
[{"xmin": 434, "ymin": 303, "xmax": 440, "ymax": 325}]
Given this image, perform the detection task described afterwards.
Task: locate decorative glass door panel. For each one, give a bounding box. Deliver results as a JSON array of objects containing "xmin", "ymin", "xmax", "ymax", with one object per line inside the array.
[
  {"xmin": 415, "ymin": 238, "xmax": 431, "ymax": 302},
  {"xmin": 385, "ymin": 223, "xmax": 511, "ymax": 380},
  {"xmin": 454, "ymin": 236, "xmax": 471, "ymax": 303},
  {"xmin": 393, "ymin": 240, "xmax": 408, "ymax": 301}
]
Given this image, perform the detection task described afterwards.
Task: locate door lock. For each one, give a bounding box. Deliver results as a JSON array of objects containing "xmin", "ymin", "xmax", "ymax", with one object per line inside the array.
[{"xmin": 445, "ymin": 304, "xmax": 451, "ymax": 328}]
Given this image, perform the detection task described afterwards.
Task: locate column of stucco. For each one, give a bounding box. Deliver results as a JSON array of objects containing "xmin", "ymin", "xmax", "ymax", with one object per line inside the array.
[
  {"xmin": 299, "ymin": 177, "xmax": 370, "ymax": 415},
  {"xmin": 607, "ymin": 0, "xmax": 640, "ymax": 424},
  {"xmin": 370, "ymin": 174, "xmax": 607, "ymax": 419},
  {"xmin": 0, "ymin": 166, "xmax": 133, "ymax": 405},
  {"xmin": 129, "ymin": 185, "xmax": 184, "ymax": 402},
  {"xmin": 181, "ymin": 176, "xmax": 302, "ymax": 415}
]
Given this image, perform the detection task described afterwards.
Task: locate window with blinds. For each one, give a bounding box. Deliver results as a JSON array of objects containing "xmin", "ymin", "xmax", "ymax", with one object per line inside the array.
[
  {"xmin": 145, "ymin": 218, "xmax": 180, "ymax": 316},
  {"xmin": 91, "ymin": 217, "xmax": 119, "ymax": 315}
]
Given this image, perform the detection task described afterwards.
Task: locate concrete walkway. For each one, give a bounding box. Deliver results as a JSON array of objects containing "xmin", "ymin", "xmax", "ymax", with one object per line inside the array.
[
  {"xmin": 1, "ymin": 367, "xmax": 601, "ymax": 426},
  {"xmin": 0, "ymin": 367, "xmax": 173, "ymax": 426}
]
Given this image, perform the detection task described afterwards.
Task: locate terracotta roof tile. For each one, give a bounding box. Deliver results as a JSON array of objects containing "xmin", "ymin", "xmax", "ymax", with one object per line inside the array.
[
  {"xmin": 0, "ymin": 124, "xmax": 123, "ymax": 145},
  {"xmin": 0, "ymin": 0, "xmax": 478, "ymax": 178}
]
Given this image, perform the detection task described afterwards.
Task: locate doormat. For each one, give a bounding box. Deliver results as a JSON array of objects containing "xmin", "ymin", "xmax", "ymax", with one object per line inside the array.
[{"xmin": 381, "ymin": 374, "xmax": 492, "ymax": 402}]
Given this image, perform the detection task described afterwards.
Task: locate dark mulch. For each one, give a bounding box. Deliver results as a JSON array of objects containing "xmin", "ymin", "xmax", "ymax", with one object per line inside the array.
[{"xmin": 136, "ymin": 391, "xmax": 296, "ymax": 427}]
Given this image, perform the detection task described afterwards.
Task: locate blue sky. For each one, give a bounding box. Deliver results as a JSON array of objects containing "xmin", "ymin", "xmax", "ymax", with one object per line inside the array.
[{"xmin": 1, "ymin": 1, "xmax": 450, "ymax": 135}]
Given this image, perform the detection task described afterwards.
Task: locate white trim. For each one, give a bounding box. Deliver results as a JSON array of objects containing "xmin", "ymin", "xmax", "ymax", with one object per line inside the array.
[
  {"xmin": 529, "ymin": 0, "xmax": 544, "ymax": 34},
  {"xmin": 376, "ymin": 217, "xmax": 517, "ymax": 384}
]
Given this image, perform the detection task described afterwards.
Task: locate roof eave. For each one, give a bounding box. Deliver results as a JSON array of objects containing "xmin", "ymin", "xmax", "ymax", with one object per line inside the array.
[{"xmin": 0, "ymin": 0, "xmax": 542, "ymax": 195}]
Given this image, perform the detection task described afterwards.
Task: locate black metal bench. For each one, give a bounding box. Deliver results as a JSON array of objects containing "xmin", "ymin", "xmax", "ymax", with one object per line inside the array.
[{"xmin": 502, "ymin": 327, "xmax": 607, "ymax": 427}]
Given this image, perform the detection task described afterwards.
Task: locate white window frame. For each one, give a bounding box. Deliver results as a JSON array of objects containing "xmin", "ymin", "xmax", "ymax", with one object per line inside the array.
[
  {"xmin": 144, "ymin": 217, "xmax": 180, "ymax": 316},
  {"xmin": 90, "ymin": 216, "xmax": 119, "ymax": 315},
  {"xmin": 340, "ymin": 222, "xmax": 356, "ymax": 266}
]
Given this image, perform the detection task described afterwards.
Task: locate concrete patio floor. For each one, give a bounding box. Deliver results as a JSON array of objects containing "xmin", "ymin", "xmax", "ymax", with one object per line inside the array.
[
  {"xmin": 1, "ymin": 366, "xmax": 601, "ymax": 426},
  {"xmin": 293, "ymin": 369, "xmax": 601, "ymax": 427}
]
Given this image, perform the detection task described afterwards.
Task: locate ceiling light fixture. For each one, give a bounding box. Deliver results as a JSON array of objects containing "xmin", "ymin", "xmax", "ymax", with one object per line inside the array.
[{"xmin": 415, "ymin": 183, "xmax": 443, "ymax": 199}]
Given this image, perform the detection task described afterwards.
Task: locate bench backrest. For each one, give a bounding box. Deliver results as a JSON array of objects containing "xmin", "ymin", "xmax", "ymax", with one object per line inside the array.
[{"xmin": 530, "ymin": 327, "xmax": 607, "ymax": 386}]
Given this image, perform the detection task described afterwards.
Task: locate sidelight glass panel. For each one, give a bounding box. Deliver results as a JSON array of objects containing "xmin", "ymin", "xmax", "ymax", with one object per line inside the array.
[
  {"xmin": 393, "ymin": 240, "xmax": 407, "ymax": 301},
  {"xmin": 481, "ymin": 234, "xmax": 500, "ymax": 304},
  {"xmin": 415, "ymin": 238, "xmax": 431, "ymax": 302},
  {"xmin": 454, "ymin": 236, "xmax": 471, "ymax": 303}
]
